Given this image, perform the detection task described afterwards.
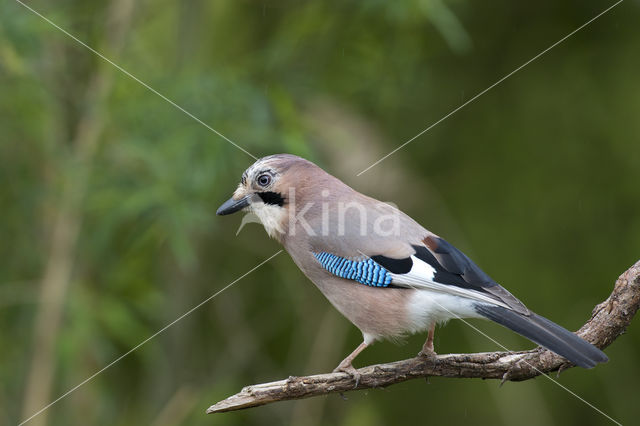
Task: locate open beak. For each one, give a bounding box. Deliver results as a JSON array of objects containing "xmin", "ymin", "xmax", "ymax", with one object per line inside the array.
[{"xmin": 216, "ymin": 195, "xmax": 250, "ymax": 215}]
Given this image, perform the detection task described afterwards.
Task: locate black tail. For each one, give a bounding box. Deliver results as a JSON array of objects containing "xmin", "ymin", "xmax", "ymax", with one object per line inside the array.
[{"xmin": 474, "ymin": 305, "xmax": 608, "ymax": 368}]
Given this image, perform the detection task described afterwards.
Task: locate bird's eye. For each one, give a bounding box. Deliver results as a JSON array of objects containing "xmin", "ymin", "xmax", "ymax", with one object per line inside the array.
[{"xmin": 257, "ymin": 174, "xmax": 272, "ymax": 187}]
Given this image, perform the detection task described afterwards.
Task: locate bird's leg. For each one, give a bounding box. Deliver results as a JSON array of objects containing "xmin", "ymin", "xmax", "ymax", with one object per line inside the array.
[
  {"xmin": 419, "ymin": 322, "xmax": 437, "ymax": 357},
  {"xmin": 333, "ymin": 341, "xmax": 368, "ymax": 387}
]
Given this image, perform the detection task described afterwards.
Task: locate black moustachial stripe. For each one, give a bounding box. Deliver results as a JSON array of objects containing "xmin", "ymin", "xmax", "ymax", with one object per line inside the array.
[{"xmin": 257, "ymin": 191, "xmax": 285, "ymax": 206}]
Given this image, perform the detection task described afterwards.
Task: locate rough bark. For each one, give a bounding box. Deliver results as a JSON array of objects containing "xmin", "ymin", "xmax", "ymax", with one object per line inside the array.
[{"xmin": 207, "ymin": 260, "xmax": 640, "ymax": 414}]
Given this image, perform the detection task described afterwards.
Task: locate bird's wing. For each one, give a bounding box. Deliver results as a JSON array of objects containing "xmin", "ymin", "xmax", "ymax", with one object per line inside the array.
[
  {"xmin": 311, "ymin": 234, "xmax": 529, "ymax": 315},
  {"xmin": 381, "ymin": 235, "xmax": 529, "ymax": 314},
  {"xmin": 310, "ymin": 235, "xmax": 612, "ymax": 368}
]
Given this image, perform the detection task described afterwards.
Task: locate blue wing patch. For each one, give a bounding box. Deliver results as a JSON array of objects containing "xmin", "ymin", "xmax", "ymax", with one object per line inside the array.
[{"xmin": 313, "ymin": 252, "xmax": 392, "ymax": 287}]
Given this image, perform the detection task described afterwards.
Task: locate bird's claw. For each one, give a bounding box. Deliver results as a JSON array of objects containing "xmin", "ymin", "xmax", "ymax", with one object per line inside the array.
[
  {"xmin": 333, "ymin": 364, "xmax": 361, "ymax": 388},
  {"xmin": 418, "ymin": 348, "xmax": 437, "ymax": 358}
]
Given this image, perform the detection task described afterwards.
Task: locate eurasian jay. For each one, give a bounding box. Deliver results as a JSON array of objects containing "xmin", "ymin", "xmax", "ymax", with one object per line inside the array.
[{"xmin": 217, "ymin": 154, "xmax": 608, "ymax": 375}]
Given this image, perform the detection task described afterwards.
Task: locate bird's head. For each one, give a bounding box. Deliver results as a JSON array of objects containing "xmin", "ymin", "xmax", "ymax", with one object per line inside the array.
[{"xmin": 216, "ymin": 154, "xmax": 323, "ymax": 239}]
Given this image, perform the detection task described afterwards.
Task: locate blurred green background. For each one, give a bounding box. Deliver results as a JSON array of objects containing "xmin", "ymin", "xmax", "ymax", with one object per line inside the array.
[{"xmin": 2, "ymin": 0, "xmax": 639, "ymax": 425}]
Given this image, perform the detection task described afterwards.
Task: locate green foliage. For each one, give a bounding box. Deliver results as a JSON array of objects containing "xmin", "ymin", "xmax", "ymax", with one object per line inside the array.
[{"xmin": 1, "ymin": 0, "xmax": 639, "ymax": 425}]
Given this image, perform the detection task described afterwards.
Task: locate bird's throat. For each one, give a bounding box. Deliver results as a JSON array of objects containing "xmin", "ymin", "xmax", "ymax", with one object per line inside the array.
[{"xmin": 251, "ymin": 203, "xmax": 288, "ymax": 240}]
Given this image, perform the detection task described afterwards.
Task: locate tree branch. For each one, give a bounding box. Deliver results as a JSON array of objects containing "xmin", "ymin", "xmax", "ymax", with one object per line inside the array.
[{"xmin": 207, "ymin": 260, "xmax": 640, "ymax": 414}]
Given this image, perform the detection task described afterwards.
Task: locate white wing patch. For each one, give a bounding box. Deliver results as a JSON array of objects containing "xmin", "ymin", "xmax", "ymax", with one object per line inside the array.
[{"xmin": 389, "ymin": 255, "xmax": 510, "ymax": 309}]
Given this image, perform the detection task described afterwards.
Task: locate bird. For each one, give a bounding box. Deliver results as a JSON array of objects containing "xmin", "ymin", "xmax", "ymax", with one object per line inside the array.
[{"xmin": 216, "ymin": 154, "xmax": 608, "ymax": 376}]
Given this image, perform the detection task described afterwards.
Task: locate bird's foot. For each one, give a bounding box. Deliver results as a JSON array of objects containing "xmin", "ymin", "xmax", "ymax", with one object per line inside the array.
[
  {"xmin": 333, "ymin": 363, "xmax": 361, "ymax": 388},
  {"xmin": 418, "ymin": 348, "xmax": 437, "ymax": 358},
  {"xmin": 418, "ymin": 340, "xmax": 437, "ymax": 358},
  {"xmin": 419, "ymin": 325, "xmax": 437, "ymax": 358}
]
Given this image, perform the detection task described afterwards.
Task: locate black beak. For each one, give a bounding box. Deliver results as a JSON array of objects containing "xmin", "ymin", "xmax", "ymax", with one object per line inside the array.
[{"xmin": 216, "ymin": 195, "xmax": 250, "ymax": 215}]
